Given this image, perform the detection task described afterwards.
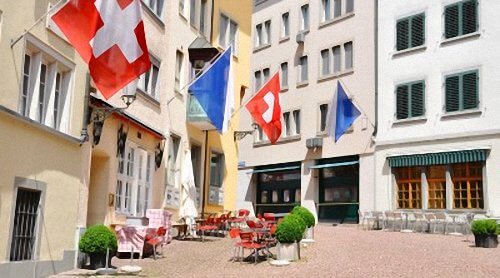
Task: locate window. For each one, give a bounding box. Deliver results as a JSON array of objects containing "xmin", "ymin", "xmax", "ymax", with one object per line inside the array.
[
  {"xmin": 179, "ymin": 0, "xmax": 185, "ymax": 16},
  {"xmin": 200, "ymin": 0, "xmax": 207, "ymax": 35},
  {"xmin": 10, "ymin": 188, "xmax": 41, "ymax": 261},
  {"xmin": 344, "ymin": 41, "xmax": 353, "ymax": 70},
  {"xmin": 280, "ymin": 62, "xmax": 288, "ymax": 88},
  {"xmin": 256, "ymin": 125, "xmax": 265, "ymax": 142},
  {"xmin": 191, "ymin": 145, "xmax": 202, "ymax": 206},
  {"xmin": 264, "ymin": 20, "xmax": 271, "ymax": 45},
  {"xmin": 334, "ymin": 0, "xmax": 341, "ymax": 18},
  {"xmin": 255, "ymin": 24, "xmax": 263, "ymax": 47},
  {"xmin": 444, "ymin": 0, "xmax": 478, "ymax": 39},
  {"xmin": 115, "ymin": 144, "xmax": 154, "ymax": 216},
  {"xmin": 209, "ymin": 152, "xmax": 224, "ymax": 205},
  {"xmin": 322, "ymin": 0, "xmax": 331, "ymax": 22},
  {"xmin": 396, "ymin": 13, "xmax": 425, "ymax": 51},
  {"xmin": 175, "ymin": 51, "xmax": 184, "ymax": 92},
  {"xmin": 452, "ymin": 163, "xmax": 483, "ymax": 209},
  {"xmin": 254, "ymin": 68, "xmax": 269, "ymax": 91},
  {"xmin": 445, "ymin": 70, "xmax": 478, "ymax": 113},
  {"xmin": 299, "ymin": 56, "xmax": 308, "ymax": 83},
  {"xmin": 300, "ymin": 4, "xmax": 309, "ymax": 31},
  {"xmin": 138, "ymin": 59, "xmax": 160, "ymax": 100},
  {"xmin": 256, "ymin": 167, "xmax": 301, "ymax": 213},
  {"xmin": 319, "ymin": 104, "xmax": 328, "ymax": 132},
  {"xmin": 427, "ymin": 166, "xmax": 446, "ymax": 209},
  {"xmin": 190, "ymin": 0, "xmax": 196, "ymax": 25},
  {"xmin": 321, "ymin": 49, "xmax": 331, "ymax": 76},
  {"xmin": 293, "ymin": 110, "xmax": 301, "ymax": 135},
  {"xmin": 219, "ymin": 14, "xmax": 238, "ymax": 54},
  {"xmin": 144, "ymin": 0, "xmax": 164, "ymax": 18},
  {"xmin": 333, "ymin": 45, "xmax": 341, "ymax": 72},
  {"xmin": 396, "ymin": 81, "xmax": 425, "ymax": 120},
  {"xmin": 346, "ymin": 0, "xmax": 354, "ymax": 13},
  {"xmin": 281, "ymin": 12, "xmax": 290, "ymax": 38},
  {"xmin": 283, "ymin": 112, "xmax": 291, "ymax": 137},
  {"xmin": 395, "ymin": 167, "xmax": 422, "ymax": 209},
  {"xmin": 21, "ymin": 45, "xmax": 72, "ymax": 132}
]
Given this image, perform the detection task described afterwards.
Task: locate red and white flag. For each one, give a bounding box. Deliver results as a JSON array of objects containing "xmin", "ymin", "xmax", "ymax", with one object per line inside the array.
[
  {"xmin": 52, "ymin": 0, "xmax": 151, "ymax": 99},
  {"xmin": 246, "ymin": 73, "xmax": 282, "ymax": 144}
]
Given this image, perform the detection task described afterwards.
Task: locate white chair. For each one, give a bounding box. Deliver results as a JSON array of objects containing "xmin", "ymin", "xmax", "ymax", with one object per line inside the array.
[
  {"xmin": 432, "ymin": 211, "xmax": 450, "ymax": 234},
  {"xmin": 412, "ymin": 211, "xmax": 428, "ymax": 233},
  {"xmin": 392, "ymin": 211, "xmax": 404, "ymax": 231}
]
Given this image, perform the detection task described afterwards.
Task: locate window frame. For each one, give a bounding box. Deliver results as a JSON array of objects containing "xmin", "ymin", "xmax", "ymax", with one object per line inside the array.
[
  {"xmin": 395, "ymin": 12, "xmax": 426, "ymax": 52},
  {"xmin": 281, "ymin": 11, "xmax": 290, "ymax": 39},
  {"xmin": 300, "ymin": 4, "xmax": 310, "ymax": 32},
  {"xmin": 219, "ymin": 13, "xmax": 239, "ymax": 56},
  {"xmin": 175, "ymin": 50, "xmax": 184, "ymax": 93},
  {"xmin": 443, "ymin": 0, "xmax": 479, "ymax": 40},
  {"xmin": 394, "ymin": 80, "xmax": 426, "ymax": 120},
  {"xmin": 298, "ymin": 55, "xmax": 308, "ymax": 84},
  {"xmin": 444, "ymin": 69, "xmax": 479, "ymax": 113},
  {"xmin": 280, "ymin": 61, "xmax": 289, "ymax": 89}
]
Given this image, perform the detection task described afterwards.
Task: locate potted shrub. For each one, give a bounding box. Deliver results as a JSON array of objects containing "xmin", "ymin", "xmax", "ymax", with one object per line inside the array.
[
  {"xmin": 275, "ymin": 214, "xmax": 306, "ymax": 261},
  {"xmin": 471, "ymin": 219, "xmax": 498, "ymax": 248},
  {"xmin": 79, "ymin": 225, "xmax": 118, "ymax": 269},
  {"xmin": 291, "ymin": 206, "xmax": 316, "ymax": 242}
]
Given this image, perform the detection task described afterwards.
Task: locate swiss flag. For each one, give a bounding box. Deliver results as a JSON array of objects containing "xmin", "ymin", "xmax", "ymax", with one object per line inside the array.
[
  {"xmin": 246, "ymin": 73, "xmax": 282, "ymax": 144},
  {"xmin": 52, "ymin": 0, "xmax": 151, "ymax": 99}
]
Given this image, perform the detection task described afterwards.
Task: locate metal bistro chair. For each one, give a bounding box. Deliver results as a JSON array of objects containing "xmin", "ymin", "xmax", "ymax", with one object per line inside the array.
[
  {"xmin": 392, "ymin": 211, "xmax": 404, "ymax": 231},
  {"xmin": 412, "ymin": 211, "xmax": 428, "ymax": 233},
  {"xmin": 431, "ymin": 211, "xmax": 450, "ymax": 234},
  {"xmin": 383, "ymin": 211, "xmax": 394, "ymax": 231}
]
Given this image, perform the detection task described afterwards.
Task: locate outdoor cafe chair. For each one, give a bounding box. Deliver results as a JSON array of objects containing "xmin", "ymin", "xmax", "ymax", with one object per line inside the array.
[
  {"xmin": 229, "ymin": 228, "xmax": 245, "ymax": 262},
  {"xmin": 229, "ymin": 209, "xmax": 250, "ymax": 228},
  {"xmin": 392, "ymin": 211, "xmax": 404, "ymax": 231},
  {"xmin": 145, "ymin": 226, "xmax": 167, "ymax": 260},
  {"xmin": 412, "ymin": 211, "xmax": 428, "ymax": 233},
  {"xmin": 239, "ymin": 231, "xmax": 267, "ymax": 264},
  {"xmin": 431, "ymin": 211, "xmax": 450, "ymax": 234},
  {"xmin": 382, "ymin": 211, "xmax": 394, "ymax": 231}
]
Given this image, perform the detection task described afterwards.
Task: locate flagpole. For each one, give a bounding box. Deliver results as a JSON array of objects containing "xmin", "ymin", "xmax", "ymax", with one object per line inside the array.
[{"xmin": 10, "ymin": 0, "xmax": 67, "ymax": 48}]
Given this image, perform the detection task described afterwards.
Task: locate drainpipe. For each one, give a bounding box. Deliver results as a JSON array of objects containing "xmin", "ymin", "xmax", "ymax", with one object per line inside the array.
[
  {"xmin": 373, "ymin": 0, "xmax": 379, "ymax": 211},
  {"xmin": 201, "ymin": 130, "xmax": 209, "ymax": 217},
  {"xmin": 210, "ymin": 0, "xmax": 215, "ymax": 43},
  {"xmin": 80, "ymin": 73, "xmax": 91, "ymax": 144}
]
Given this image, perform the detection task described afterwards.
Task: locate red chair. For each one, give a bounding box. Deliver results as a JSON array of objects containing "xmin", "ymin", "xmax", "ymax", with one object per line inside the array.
[
  {"xmin": 239, "ymin": 232, "xmax": 266, "ymax": 264},
  {"xmin": 145, "ymin": 226, "xmax": 167, "ymax": 260},
  {"xmin": 197, "ymin": 214, "xmax": 218, "ymax": 241},
  {"xmin": 230, "ymin": 209, "xmax": 250, "ymax": 227}
]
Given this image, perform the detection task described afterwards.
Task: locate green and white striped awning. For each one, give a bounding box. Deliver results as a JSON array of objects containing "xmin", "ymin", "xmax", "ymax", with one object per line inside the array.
[
  {"xmin": 247, "ymin": 166, "xmax": 301, "ymax": 174},
  {"xmin": 387, "ymin": 149, "xmax": 488, "ymax": 168}
]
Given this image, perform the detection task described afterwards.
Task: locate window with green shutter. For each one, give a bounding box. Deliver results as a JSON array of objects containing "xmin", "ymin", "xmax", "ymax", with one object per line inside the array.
[
  {"xmin": 444, "ymin": 0, "xmax": 478, "ymax": 39},
  {"xmin": 396, "ymin": 13, "xmax": 425, "ymax": 51},
  {"xmin": 445, "ymin": 70, "xmax": 479, "ymax": 112},
  {"xmin": 396, "ymin": 81, "xmax": 425, "ymax": 120}
]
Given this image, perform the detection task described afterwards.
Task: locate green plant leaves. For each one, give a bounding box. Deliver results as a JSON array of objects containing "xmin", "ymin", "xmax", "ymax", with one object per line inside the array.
[
  {"xmin": 79, "ymin": 225, "xmax": 118, "ymax": 254},
  {"xmin": 291, "ymin": 206, "xmax": 316, "ymax": 228},
  {"xmin": 471, "ymin": 219, "xmax": 497, "ymax": 236}
]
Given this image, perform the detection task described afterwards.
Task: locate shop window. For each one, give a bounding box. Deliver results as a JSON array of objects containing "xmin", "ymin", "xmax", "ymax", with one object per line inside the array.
[
  {"xmin": 452, "ymin": 162, "xmax": 483, "ymax": 209},
  {"xmin": 427, "ymin": 165, "xmax": 446, "ymax": 209},
  {"xmin": 395, "ymin": 167, "xmax": 422, "ymax": 209}
]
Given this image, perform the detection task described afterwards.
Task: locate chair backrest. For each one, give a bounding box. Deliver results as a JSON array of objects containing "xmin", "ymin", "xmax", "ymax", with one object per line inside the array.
[
  {"xmin": 263, "ymin": 213, "xmax": 276, "ymax": 222},
  {"xmin": 424, "ymin": 213, "xmax": 436, "ymax": 221},
  {"xmin": 229, "ymin": 228, "xmax": 240, "ymax": 239},
  {"xmin": 157, "ymin": 226, "xmax": 167, "ymax": 237},
  {"xmin": 239, "ymin": 232, "xmax": 254, "ymax": 242},
  {"xmin": 246, "ymin": 220, "xmax": 257, "ymax": 229},
  {"xmin": 435, "ymin": 211, "xmax": 447, "ymax": 220},
  {"xmin": 238, "ymin": 209, "xmax": 250, "ymax": 218},
  {"xmin": 393, "ymin": 211, "xmax": 402, "ymax": 219},
  {"xmin": 414, "ymin": 211, "xmax": 424, "ymax": 220},
  {"xmin": 384, "ymin": 211, "xmax": 393, "ymax": 218}
]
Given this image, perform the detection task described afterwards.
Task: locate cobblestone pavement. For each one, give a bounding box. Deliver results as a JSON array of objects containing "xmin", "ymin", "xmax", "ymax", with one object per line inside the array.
[{"xmin": 52, "ymin": 224, "xmax": 500, "ymax": 278}]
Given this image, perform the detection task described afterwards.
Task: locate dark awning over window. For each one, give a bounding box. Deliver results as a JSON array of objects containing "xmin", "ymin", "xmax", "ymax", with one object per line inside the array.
[{"xmin": 387, "ymin": 149, "xmax": 488, "ymax": 168}]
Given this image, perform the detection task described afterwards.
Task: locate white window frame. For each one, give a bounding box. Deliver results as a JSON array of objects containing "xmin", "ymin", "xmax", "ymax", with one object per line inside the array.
[
  {"xmin": 292, "ymin": 109, "xmax": 301, "ymax": 135},
  {"xmin": 322, "ymin": 0, "xmax": 332, "ymax": 22},
  {"xmin": 175, "ymin": 50, "xmax": 184, "ymax": 93},
  {"xmin": 298, "ymin": 55, "xmax": 308, "ymax": 83},
  {"xmin": 280, "ymin": 62, "xmax": 289, "ymax": 89},
  {"xmin": 138, "ymin": 56, "xmax": 160, "ymax": 100},
  {"xmin": 281, "ymin": 12, "xmax": 290, "ymax": 39},
  {"xmin": 20, "ymin": 35, "xmax": 74, "ymax": 134},
  {"xmin": 300, "ymin": 4, "xmax": 310, "ymax": 31},
  {"xmin": 143, "ymin": 0, "xmax": 164, "ymax": 19},
  {"xmin": 209, "ymin": 150, "xmax": 224, "ymax": 206},
  {"xmin": 219, "ymin": 13, "xmax": 239, "ymax": 55},
  {"xmin": 254, "ymin": 67, "xmax": 270, "ymax": 92}
]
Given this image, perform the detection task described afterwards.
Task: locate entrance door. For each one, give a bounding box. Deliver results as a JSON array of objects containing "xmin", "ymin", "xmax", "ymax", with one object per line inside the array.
[
  {"xmin": 318, "ymin": 158, "xmax": 359, "ymax": 223},
  {"xmin": 255, "ymin": 165, "xmax": 301, "ymax": 215}
]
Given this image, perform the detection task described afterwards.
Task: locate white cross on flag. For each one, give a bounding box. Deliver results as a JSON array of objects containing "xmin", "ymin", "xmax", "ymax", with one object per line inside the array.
[{"xmin": 52, "ymin": 0, "xmax": 151, "ymax": 99}]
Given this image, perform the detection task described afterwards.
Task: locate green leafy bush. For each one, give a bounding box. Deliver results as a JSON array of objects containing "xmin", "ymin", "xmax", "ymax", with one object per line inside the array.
[
  {"xmin": 471, "ymin": 219, "xmax": 498, "ymax": 236},
  {"xmin": 276, "ymin": 214, "xmax": 307, "ymax": 244},
  {"xmin": 291, "ymin": 206, "xmax": 316, "ymax": 228},
  {"xmin": 79, "ymin": 225, "xmax": 117, "ymax": 255}
]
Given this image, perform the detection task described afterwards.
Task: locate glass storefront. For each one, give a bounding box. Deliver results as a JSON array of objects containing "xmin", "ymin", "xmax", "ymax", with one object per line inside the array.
[
  {"xmin": 255, "ymin": 163, "xmax": 301, "ymax": 214},
  {"xmin": 317, "ymin": 156, "xmax": 359, "ymax": 223}
]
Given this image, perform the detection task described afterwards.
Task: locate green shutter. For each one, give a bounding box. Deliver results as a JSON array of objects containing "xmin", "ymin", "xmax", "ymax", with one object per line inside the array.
[
  {"xmin": 462, "ymin": 0, "xmax": 478, "ymax": 35},
  {"xmin": 396, "ymin": 85, "xmax": 409, "ymax": 119},
  {"xmin": 445, "ymin": 75, "xmax": 460, "ymax": 112},
  {"xmin": 411, "ymin": 14, "xmax": 425, "ymax": 48},
  {"xmin": 445, "ymin": 4, "xmax": 460, "ymax": 39},
  {"xmin": 410, "ymin": 82, "xmax": 425, "ymax": 117},
  {"xmin": 462, "ymin": 71, "xmax": 478, "ymax": 110},
  {"xmin": 396, "ymin": 19, "xmax": 409, "ymax": 51}
]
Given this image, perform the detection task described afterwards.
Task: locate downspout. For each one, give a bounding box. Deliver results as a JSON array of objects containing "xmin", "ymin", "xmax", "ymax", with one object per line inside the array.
[
  {"xmin": 210, "ymin": 0, "xmax": 215, "ymax": 43},
  {"xmin": 80, "ymin": 73, "xmax": 91, "ymax": 143},
  {"xmin": 201, "ymin": 131, "xmax": 209, "ymax": 217}
]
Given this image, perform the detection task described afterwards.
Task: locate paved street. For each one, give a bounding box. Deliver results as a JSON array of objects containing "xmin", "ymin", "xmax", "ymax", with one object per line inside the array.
[{"xmin": 53, "ymin": 224, "xmax": 500, "ymax": 278}]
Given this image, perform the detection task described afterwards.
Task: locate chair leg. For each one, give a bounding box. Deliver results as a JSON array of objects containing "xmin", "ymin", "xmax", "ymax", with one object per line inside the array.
[{"xmin": 153, "ymin": 245, "xmax": 156, "ymax": 260}]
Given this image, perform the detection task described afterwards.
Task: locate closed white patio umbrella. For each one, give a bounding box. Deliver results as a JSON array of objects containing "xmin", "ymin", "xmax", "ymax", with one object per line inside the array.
[{"xmin": 179, "ymin": 148, "xmax": 199, "ymax": 236}]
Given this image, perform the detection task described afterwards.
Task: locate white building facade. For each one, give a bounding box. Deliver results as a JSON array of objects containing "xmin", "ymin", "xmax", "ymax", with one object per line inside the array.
[
  {"xmin": 374, "ymin": 0, "xmax": 500, "ymax": 215},
  {"xmin": 237, "ymin": 0, "xmax": 376, "ymax": 223}
]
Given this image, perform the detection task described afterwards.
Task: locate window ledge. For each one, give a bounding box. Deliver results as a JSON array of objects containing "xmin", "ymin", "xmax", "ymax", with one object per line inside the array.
[
  {"xmin": 318, "ymin": 12, "xmax": 355, "ymax": 29},
  {"xmin": 253, "ymin": 140, "xmax": 271, "ymax": 147},
  {"xmin": 141, "ymin": 2, "xmax": 165, "ymax": 29},
  {"xmin": 137, "ymin": 89, "xmax": 160, "ymax": 106},
  {"xmin": 296, "ymin": 81, "xmax": 309, "ymax": 88},
  {"xmin": 280, "ymin": 87, "xmax": 289, "ymax": 93},
  {"xmin": 318, "ymin": 69, "xmax": 354, "ymax": 83},
  {"xmin": 279, "ymin": 36, "xmax": 290, "ymax": 43},
  {"xmin": 441, "ymin": 32, "xmax": 481, "ymax": 46},
  {"xmin": 392, "ymin": 45, "xmax": 427, "ymax": 58},
  {"xmin": 441, "ymin": 109, "xmax": 482, "ymax": 119},
  {"xmin": 253, "ymin": 44, "xmax": 271, "ymax": 53},
  {"xmin": 316, "ymin": 131, "xmax": 328, "ymax": 137},
  {"xmin": 279, "ymin": 134, "xmax": 301, "ymax": 143},
  {"xmin": 392, "ymin": 116, "xmax": 427, "ymax": 125}
]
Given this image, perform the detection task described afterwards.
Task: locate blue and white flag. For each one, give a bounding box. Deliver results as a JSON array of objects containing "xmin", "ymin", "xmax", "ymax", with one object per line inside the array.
[
  {"xmin": 188, "ymin": 47, "xmax": 234, "ymax": 133},
  {"xmin": 327, "ymin": 81, "xmax": 361, "ymax": 142}
]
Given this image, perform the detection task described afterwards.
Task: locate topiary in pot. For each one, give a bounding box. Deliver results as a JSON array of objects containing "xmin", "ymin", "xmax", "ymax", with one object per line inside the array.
[
  {"xmin": 471, "ymin": 219, "xmax": 498, "ymax": 248},
  {"xmin": 275, "ymin": 214, "xmax": 307, "ymax": 261},
  {"xmin": 79, "ymin": 225, "xmax": 118, "ymax": 269},
  {"xmin": 291, "ymin": 206, "xmax": 316, "ymax": 228}
]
